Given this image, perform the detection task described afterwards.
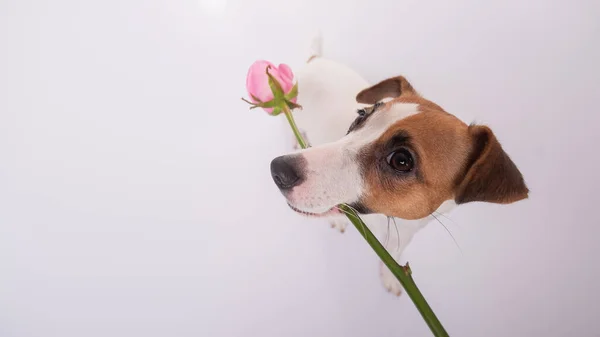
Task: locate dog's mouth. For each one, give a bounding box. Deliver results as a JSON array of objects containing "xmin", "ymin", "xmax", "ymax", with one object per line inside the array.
[{"xmin": 287, "ymin": 203, "xmax": 339, "ymax": 217}]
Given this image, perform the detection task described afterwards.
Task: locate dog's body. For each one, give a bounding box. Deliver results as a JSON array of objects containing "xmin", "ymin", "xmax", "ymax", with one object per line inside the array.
[
  {"xmin": 273, "ymin": 36, "xmax": 527, "ymax": 295},
  {"xmin": 285, "ymin": 39, "xmax": 450, "ymax": 295}
]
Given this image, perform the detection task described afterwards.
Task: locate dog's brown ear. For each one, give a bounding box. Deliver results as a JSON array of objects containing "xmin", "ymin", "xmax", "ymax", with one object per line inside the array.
[
  {"xmin": 455, "ymin": 125, "xmax": 529, "ymax": 204},
  {"xmin": 356, "ymin": 76, "xmax": 418, "ymax": 104}
]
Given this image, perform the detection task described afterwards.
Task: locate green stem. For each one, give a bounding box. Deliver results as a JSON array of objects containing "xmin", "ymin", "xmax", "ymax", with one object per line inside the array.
[
  {"xmin": 281, "ymin": 105, "xmax": 448, "ymax": 337},
  {"xmin": 283, "ymin": 107, "xmax": 308, "ymax": 149},
  {"xmin": 338, "ymin": 205, "xmax": 448, "ymax": 337}
]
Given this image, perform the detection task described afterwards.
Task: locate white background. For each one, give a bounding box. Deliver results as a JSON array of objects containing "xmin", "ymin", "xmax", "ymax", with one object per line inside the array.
[{"xmin": 1, "ymin": 0, "xmax": 599, "ymax": 336}]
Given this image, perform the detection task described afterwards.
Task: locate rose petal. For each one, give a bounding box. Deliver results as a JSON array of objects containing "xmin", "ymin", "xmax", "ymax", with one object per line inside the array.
[
  {"xmin": 245, "ymin": 60, "xmax": 297, "ymax": 114},
  {"xmin": 246, "ymin": 60, "xmax": 276, "ymax": 104},
  {"xmin": 278, "ymin": 64, "xmax": 294, "ymax": 83},
  {"xmin": 277, "ymin": 64, "xmax": 295, "ymax": 94}
]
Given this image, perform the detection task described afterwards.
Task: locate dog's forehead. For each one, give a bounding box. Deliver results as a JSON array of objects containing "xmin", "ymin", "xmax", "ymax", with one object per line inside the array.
[
  {"xmin": 371, "ymin": 102, "xmax": 421, "ymax": 128},
  {"xmin": 344, "ymin": 102, "xmax": 420, "ymax": 147}
]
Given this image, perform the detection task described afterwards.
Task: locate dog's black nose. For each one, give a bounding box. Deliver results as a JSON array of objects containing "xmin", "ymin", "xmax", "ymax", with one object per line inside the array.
[{"xmin": 270, "ymin": 155, "xmax": 304, "ymax": 190}]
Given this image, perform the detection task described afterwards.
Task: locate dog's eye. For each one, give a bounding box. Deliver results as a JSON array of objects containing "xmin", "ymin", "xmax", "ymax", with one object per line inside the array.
[{"xmin": 386, "ymin": 149, "xmax": 414, "ymax": 172}]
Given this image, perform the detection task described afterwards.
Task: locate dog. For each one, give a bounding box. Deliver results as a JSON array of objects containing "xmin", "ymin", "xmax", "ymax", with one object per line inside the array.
[{"xmin": 270, "ymin": 35, "xmax": 528, "ymax": 295}]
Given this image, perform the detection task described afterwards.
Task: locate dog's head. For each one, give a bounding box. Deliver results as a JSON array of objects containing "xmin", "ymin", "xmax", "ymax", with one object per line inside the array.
[{"xmin": 270, "ymin": 76, "xmax": 528, "ymax": 219}]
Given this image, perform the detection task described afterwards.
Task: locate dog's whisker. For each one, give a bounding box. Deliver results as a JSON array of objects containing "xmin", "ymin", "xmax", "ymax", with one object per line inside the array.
[
  {"xmin": 385, "ymin": 216, "xmax": 391, "ymax": 248},
  {"xmin": 333, "ymin": 206, "xmax": 358, "ymax": 219},
  {"xmin": 343, "ymin": 203, "xmax": 361, "ymax": 214},
  {"xmin": 334, "ymin": 207, "xmax": 362, "ymax": 226},
  {"xmin": 337, "ymin": 204, "xmax": 368, "ymax": 238},
  {"xmin": 433, "ymin": 211, "xmax": 462, "ymax": 231},
  {"xmin": 391, "ymin": 217, "xmax": 401, "ymax": 251},
  {"xmin": 335, "ymin": 207, "xmax": 355, "ymax": 219},
  {"xmin": 430, "ymin": 213, "xmax": 462, "ymax": 254}
]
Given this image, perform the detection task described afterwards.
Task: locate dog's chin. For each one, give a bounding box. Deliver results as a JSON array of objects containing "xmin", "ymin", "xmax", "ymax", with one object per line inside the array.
[{"xmin": 286, "ymin": 203, "xmax": 339, "ymax": 218}]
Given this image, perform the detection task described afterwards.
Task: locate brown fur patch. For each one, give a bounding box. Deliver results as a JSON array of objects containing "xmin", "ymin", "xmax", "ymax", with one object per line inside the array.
[
  {"xmin": 353, "ymin": 75, "xmax": 528, "ymax": 218},
  {"xmin": 360, "ymin": 109, "xmax": 472, "ymax": 219},
  {"xmin": 454, "ymin": 125, "xmax": 529, "ymax": 204},
  {"xmin": 356, "ymin": 76, "xmax": 418, "ymax": 104}
]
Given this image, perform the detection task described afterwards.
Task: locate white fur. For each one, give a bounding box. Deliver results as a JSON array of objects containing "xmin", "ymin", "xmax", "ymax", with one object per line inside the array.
[
  {"xmin": 288, "ymin": 102, "xmax": 420, "ymax": 213},
  {"xmin": 292, "ymin": 57, "xmax": 369, "ymax": 146},
  {"xmin": 282, "ymin": 35, "xmax": 454, "ymax": 295}
]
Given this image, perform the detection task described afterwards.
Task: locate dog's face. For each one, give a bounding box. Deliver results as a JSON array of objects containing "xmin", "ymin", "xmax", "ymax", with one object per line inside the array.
[{"xmin": 270, "ymin": 76, "xmax": 528, "ymax": 219}]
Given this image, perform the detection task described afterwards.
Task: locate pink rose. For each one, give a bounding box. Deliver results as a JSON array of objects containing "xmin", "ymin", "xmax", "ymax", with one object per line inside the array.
[{"xmin": 245, "ymin": 60, "xmax": 297, "ymax": 114}]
